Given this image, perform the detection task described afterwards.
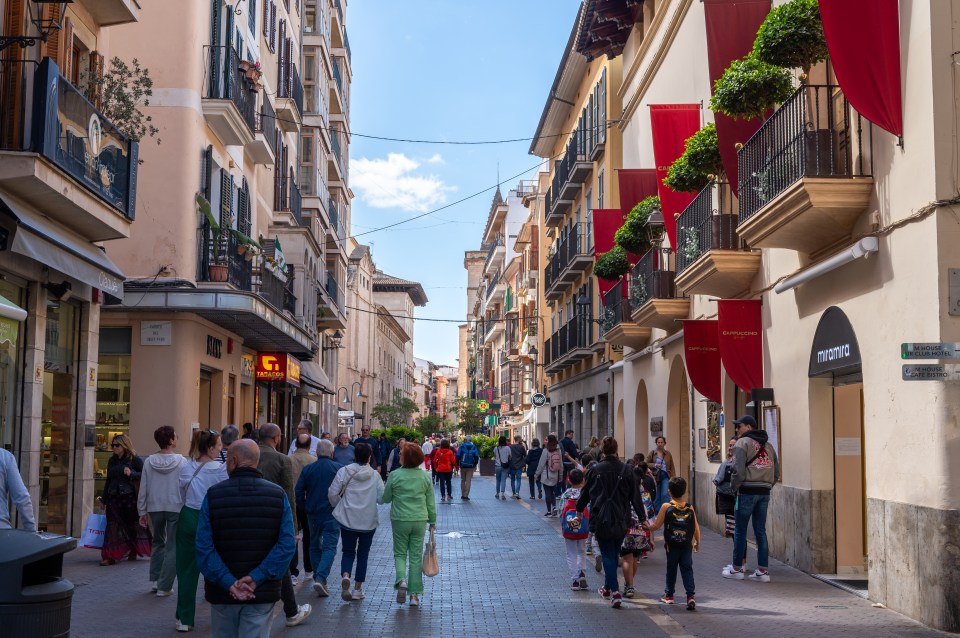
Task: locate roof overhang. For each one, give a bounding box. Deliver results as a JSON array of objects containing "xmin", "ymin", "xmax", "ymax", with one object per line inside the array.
[{"xmin": 576, "ymin": 0, "xmax": 642, "ymax": 62}]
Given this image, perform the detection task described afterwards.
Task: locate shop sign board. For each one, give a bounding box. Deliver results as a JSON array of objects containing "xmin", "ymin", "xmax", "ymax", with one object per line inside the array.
[
  {"xmin": 650, "ymin": 417, "xmax": 664, "ymax": 435},
  {"xmin": 240, "ymin": 355, "xmax": 255, "ymax": 379},
  {"xmin": 256, "ymin": 353, "xmax": 301, "ymax": 387},
  {"xmin": 901, "ymin": 364, "xmax": 960, "ymax": 381},
  {"xmin": 141, "ymin": 321, "xmax": 172, "ymax": 346},
  {"xmin": 901, "ymin": 343, "xmax": 960, "ymax": 360},
  {"xmin": 532, "ymin": 393, "xmax": 547, "ymax": 407}
]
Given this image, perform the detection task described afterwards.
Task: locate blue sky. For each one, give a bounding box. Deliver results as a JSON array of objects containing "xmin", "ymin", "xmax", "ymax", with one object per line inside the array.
[{"xmin": 348, "ymin": 0, "xmax": 581, "ymax": 366}]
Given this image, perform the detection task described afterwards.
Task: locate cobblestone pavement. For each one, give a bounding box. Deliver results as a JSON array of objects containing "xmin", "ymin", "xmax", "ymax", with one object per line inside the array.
[{"xmin": 65, "ymin": 474, "xmax": 949, "ymax": 637}]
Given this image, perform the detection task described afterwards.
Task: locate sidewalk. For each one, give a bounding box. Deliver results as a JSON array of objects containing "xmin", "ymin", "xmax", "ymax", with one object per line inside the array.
[{"xmin": 63, "ymin": 474, "xmax": 949, "ymax": 637}]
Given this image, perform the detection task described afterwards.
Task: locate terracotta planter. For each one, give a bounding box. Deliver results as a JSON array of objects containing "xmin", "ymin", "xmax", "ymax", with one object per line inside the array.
[
  {"xmin": 478, "ymin": 459, "xmax": 496, "ymax": 477},
  {"xmin": 208, "ymin": 263, "xmax": 228, "ymax": 282}
]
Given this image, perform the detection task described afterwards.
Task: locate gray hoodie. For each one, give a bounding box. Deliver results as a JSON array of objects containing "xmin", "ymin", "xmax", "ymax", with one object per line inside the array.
[
  {"xmin": 137, "ymin": 453, "xmax": 186, "ymax": 515},
  {"xmin": 730, "ymin": 429, "xmax": 780, "ymax": 495},
  {"xmin": 328, "ymin": 463, "xmax": 384, "ymax": 531}
]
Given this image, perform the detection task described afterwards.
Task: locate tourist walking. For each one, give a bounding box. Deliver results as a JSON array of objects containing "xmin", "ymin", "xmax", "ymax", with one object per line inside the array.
[
  {"xmin": 713, "ymin": 436, "xmax": 739, "ymax": 538},
  {"xmin": 649, "ymin": 476, "xmax": 700, "ymax": 610},
  {"xmin": 100, "ymin": 434, "xmax": 151, "ymax": 566},
  {"xmin": 385, "ymin": 437, "xmax": 406, "ymax": 476},
  {"xmin": 196, "ymin": 440, "xmax": 297, "ymax": 638},
  {"xmin": 646, "ymin": 436, "xmax": 676, "ymax": 511},
  {"xmin": 0, "ymin": 447, "xmax": 35, "ymax": 531},
  {"xmin": 380, "ymin": 443, "xmax": 436, "ymax": 607},
  {"xmin": 290, "ymin": 434, "xmax": 318, "ymax": 583},
  {"xmin": 560, "ymin": 430, "xmax": 580, "ymax": 475},
  {"xmin": 353, "ymin": 426, "xmax": 380, "ymax": 470},
  {"xmin": 723, "ymin": 415, "xmax": 779, "ymax": 582},
  {"xmin": 524, "ymin": 439, "xmax": 544, "ymax": 499},
  {"xmin": 534, "ymin": 434, "xmax": 564, "ymax": 516},
  {"xmin": 377, "ymin": 433, "xmax": 392, "ymax": 481},
  {"xmin": 137, "ymin": 426, "xmax": 184, "ymax": 596},
  {"xmin": 287, "ymin": 419, "xmax": 321, "ymax": 457},
  {"xmin": 559, "ymin": 468, "xmax": 589, "ymax": 591},
  {"xmin": 581, "ymin": 437, "xmax": 602, "ymax": 465},
  {"xmin": 176, "ymin": 429, "xmax": 229, "ymax": 632},
  {"xmin": 328, "ymin": 442, "xmax": 384, "ymax": 602},
  {"xmin": 433, "ymin": 439, "xmax": 457, "ymax": 501},
  {"xmin": 576, "ymin": 437, "xmax": 646, "ymax": 609},
  {"xmin": 334, "ymin": 433, "xmax": 356, "ymax": 466},
  {"xmin": 218, "ymin": 425, "xmax": 239, "ymax": 462},
  {"xmin": 493, "ymin": 436, "xmax": 511, "ymax": 499},
  {"xmin": 508, "ymin": 435, "xmax": 527, "ymax": 499},
  {"xmin": 455, "ymin": 435, "xmax": 480, "ymax": 500},
  {"xmin": 295, "ymin": 439, "xmax": 342, "ymax": 598}
]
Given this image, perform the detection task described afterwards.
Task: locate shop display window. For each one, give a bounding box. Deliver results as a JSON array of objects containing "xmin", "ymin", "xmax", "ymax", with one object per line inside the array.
[
  {"xmin": 94, "ymin": 327, "xmax": 132, "ymax": 500},
  {"xmin": 0, "ymin": 279, "xmax": 25, "ymax": 450}
]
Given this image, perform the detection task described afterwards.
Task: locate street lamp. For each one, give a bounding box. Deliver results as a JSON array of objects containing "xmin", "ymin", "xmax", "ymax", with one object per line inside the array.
[
  {"xmin": 0, "ymin": 1, "xmax": 72, "ymax": 52},
  {"xmin": 322, "ymin": 330, "xmax": 343, "ymax": 350},
  {"xmin": 645, "ymin": 206, "xmax": 666, "ymax": 246}
]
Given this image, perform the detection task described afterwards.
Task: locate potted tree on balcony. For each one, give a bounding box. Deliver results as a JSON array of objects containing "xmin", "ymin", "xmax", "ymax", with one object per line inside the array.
[
  {"xmin": 752, "ymin": 0, "xmax": 828, "ymax": 79},
  {"xmin": 710, "ymin": 54, "xmax": 794, "ymax": 122},
  {"xmin": 615, "ymin": 195, "xmax": 660, "ymax": 256},
  {"xmin": 593, "ymin": 245, "xmax": 630, "ymax": 282},
  {"xmin": 198, "ymin": 194, "xmax": 228, "ymax": 282}
]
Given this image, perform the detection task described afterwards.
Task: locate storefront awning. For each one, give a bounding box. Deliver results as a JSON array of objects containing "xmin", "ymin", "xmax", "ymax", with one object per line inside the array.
[
  {"xmin": 0, "ymin": 195, "xmax": 125, "ymax": 300},
  {"xmin": 0, "ymin": 294, "xmax": 26, "ymax": 322},
  {"xmin": 299, "ymin": 360, "xmax": 335, "ymax": 395}
]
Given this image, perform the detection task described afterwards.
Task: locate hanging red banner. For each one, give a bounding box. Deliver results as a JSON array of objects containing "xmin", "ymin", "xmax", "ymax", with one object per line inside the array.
[
  {"xmin": 682, "ymin": 320, "xmax": 722, "ymax": 405},
  {"xmin": 592, "ymin": 208, "xmax": 628, "ymax": 297},
  {"xmin": 818, "ymin": 0, "xmax": 903, "ymax": 137},
  {"xmin": 616, "ymin": 168, "xmax": 659, "ymax": 215},
  {"xmin": 703, "ymin": 0, "xmax": 771, "ymax": 196},
  {"xmin": 650, "ymin": 104, "xmax": 701, "ymax": 251},
  {"xmin": 717, "ymin": 299, "xmax": 763, "ymax": 392}
]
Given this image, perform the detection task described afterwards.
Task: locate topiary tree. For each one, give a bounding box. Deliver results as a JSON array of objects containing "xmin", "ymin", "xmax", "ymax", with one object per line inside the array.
[
  {"xmin": 593, "ymin": 245, "xmax": 630, "ymax": 281},
  {"xmin": 710, "ymin": 55, "xmax": 795, "ymax": 121},
  {"xmin": 664, "ymin": 124, "xmax": 723, "ymax": 193},
  {"xmin": 752, "ymin": 0, "xmax": 828, "ymax": 77},
  {"xmin": 615, "ymin": 196, "xmax": 661, "ymax": 255}
]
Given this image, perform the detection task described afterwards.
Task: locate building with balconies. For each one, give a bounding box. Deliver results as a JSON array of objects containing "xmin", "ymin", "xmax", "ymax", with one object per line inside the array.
[{"xmin": 0, "ymin": 0, "xmax": 141, "ymax": 537}]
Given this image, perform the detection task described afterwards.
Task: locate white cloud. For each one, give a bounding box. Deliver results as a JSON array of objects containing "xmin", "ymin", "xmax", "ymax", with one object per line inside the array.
[
  {"xmin": 351, "ymin": 153, "xmax": 454, "ymax": 212},
  {"xmin": 426, "ymin": 153, "xmax": 445, "ymax": 165}
]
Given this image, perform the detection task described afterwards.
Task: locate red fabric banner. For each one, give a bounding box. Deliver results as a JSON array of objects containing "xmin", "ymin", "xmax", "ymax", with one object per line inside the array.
[
  {"xmin": 682, "ymin": 320, "xmax": 722, "ymax": 405},
  {"xmin": 703, "ymin": 0, "xmax": 771, "ymax": 196},
  {"xmin": 717, "ymin": 299, "xmax": 763, "ymax": 392},
  {"xmin": 649, "ymin": 105, "xmax": 701, "ymax": 250},
  {"xmin": 818, "ymin": 0, "xmax": 903, "ymax": 137},
  {"xmin": 616, "ymin": 168, "xmax": 659, "ymax": 215},
  {"xmin": 593, "ymin": 208, "xmax": 629, "ymax": 297}
]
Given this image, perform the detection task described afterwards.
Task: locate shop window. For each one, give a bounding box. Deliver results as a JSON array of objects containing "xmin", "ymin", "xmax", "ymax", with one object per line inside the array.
[
  {"xmin": 94, "ymin": 327, "xmax": 132, "ymax": 502},
  {"xmin": 0, "ymin": 280, "xmax": 25, "ymax": 450}
]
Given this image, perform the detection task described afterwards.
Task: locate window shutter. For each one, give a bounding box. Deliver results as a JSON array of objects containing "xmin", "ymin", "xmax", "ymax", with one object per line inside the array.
[
  {"xmin": 224, "ymin": 1, "xmax": 234, "ymax": 52},
  {"xmin": 88, "ymin": 51, "xmax": 105, "ymax": 109},
  {"xmin": 238, "ymin": 178, "xmax": 251, "ymax": 236},
  {"xmin": 263, "ymin": 0, "xmax": 269, "ymax": 37},
  {"xmin": 210, "ymin": 0, "xmax": 221, "ymax": 47},
  {"xmin": 278, "ymin": 19, "xmax": 286, "ymax": 90},
  {"xmin": 202, "ymin": 145, "xmax": 214, "ymax": 200},
  {"xmin": 270, "ymin": 1, "xmax": 277, "ymax": 52},
  {"xmin": 220, "ymin": 169, "xmax": 232, "ymax": 228},
  {"xmin": 248, "ymin": 0, "xmax": 257, "ymax": 34},
  {"xmin": 599, "ymin": 68, "xmax": 607, "ymax": 144}
]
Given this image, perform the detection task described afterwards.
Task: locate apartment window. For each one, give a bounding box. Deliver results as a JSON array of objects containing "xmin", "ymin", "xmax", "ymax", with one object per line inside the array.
[
  {"xmin": 248, "ymin": 0, "xmax": 257, "ymax": 34},
  {"xmin": 598, "ymin": 68, "xmax": 607, "ymax": 144},
  {"xmin": 585, "ymin": 188, "xmax": 593, "ymax": 251},
  {"xmin": 301, "ymin": 133, "xmax": 314, "ymax": 194},
  {"xmin": 303, "ymin": 50, "xmax": 317, "ymax": 113},
  {"xmin": 597, "ymin": 169, "xmax": 605, "ymax": 208}
]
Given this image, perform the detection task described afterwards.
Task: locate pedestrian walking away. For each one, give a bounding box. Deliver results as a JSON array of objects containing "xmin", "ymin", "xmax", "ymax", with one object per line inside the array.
[
  {"xmin": 524, "ymin": 439, "xmax": 544, "ymax": 499},
  {"xmin": 295, "ymin": 438, "xmax": 343, "ymax": 598},
  {"xmin": 559, "ymin": 468, "xmax": 590, "ymax": 592},
  {"xmin": 176, "ymin": 429, "xmax": 229, "ymax": 632},
  {"xmin": 508, "ymin": 435, "xmax": 527, "ymax": 499},
  {"xmin": 456, "ymin": 435, "xmax": 480, "ymax": 500},
  {"xmin": 290, "ymin": 433, "xmax": 318, "ymax": 584},
  {"xmin": 100, "ymin": 434, "xmax": 151, "ymax": 566},
  {"xmin": 433, "ymin": 438, "xmax": 458, "ymax": 500},
  {"xmin": 576, "ymin": 437, "xmax": 646, "ymax": 609},
  {"xmin": 560, "ymin": 430, "xmax": 580, "ymax": 476},
  {"xmin": 137, "ymin": 426, "xmax": 185, "ymax": 596},
  {"xmin": 0, "ymin": 447, "xmax": 36, "ymax": 531},
  {"xmin": 195, "ymin": 440, "xmax": 298, "ymax": 638},
  {"xmin": 648, "ymin": 476, "xmax": 701, "ymax": 610},
  {"xmin": 535, "ymin": 434, "xmax": 564, "ymax": 516},
  {"xmin": 713, "ymin": 436, "xmax": 739, "ymax": 538},
  {"xmin": 421, "ymin": 438, "xmax": 434, "ymax": 474},
  {"xmin": 257, "ymin": 424, "xmax": 311, "ymax": 626},
  {"xmin": 494, "ymin": 436, "xmax": 511, "ymax": 499},
  {"xmin": 724, "ymin": 415, "xmax": 779, "ymax": 583},
  {"xmin": 328, "ymin": 442, "xmax": 384, "ymax": 602},
  {"xmin": 380, "ymin": 442, "xmax": 437, "ymax": 607}
]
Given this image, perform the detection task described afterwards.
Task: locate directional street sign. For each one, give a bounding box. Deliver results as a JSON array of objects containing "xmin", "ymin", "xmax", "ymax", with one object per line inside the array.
[
  {"xmin": 532, "ymin": 393, "xmax": 547, "ymax": 407},
  {"xmin": 902, "ymin": 364, "xmax": 960, "ymax": 381},
  {"xmin": 901, "ymin": 342, "xmax": 960, "ymax": 360}
]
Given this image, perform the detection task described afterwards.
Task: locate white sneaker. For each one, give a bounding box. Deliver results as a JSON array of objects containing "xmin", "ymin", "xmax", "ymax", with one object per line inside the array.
[
  {"xmin": 722, "ymin": 565, "xmax": 746, "ymax": 580},
  {"xmin": 175, "ymin": 620, "xmax": 192, "ymax": 632},
  {"xmin": 748, "ymin": 569, "xmax": 771, "ymax": 582},
  {"xmin": 409, "ymin": 593, "xmax": 420, "ymax": 607},
  {"xmin": 341, "ymin": 576, "xmax": 352, "ymax": 601},
  {"xmin": 290, "ymin": 574, "xmax": 299, "ymax": 586},
  {"xmin": 150, "ymin": 581, "xmax": 158, "ymax": 593},
  {"xmin": 396, "ymin": 579, "xmax": 407, "ymax": 604},
  {"xmin": 313, "ymin": 581, "xmax": 329, "ymax": 597},
  {"xmin": 302, "ymin": 571, "xmax": 313, "ymax": 583},
  {"xmin": 351, "ymin": 588, "xmax": 365, "ymax": 600},
  {"xmin": 285, "ymin": 604, "xmax": 312, "ymax": 627},
  {"xmin": 156, "ymin": 589, "xmax": 173, "ymax": 597}
]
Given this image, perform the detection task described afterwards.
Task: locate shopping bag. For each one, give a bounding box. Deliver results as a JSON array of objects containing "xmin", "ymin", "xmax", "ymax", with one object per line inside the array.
[
  {"xmin": 421, "ymin": 528, "xmax": 439, "ymax": 577},
  {"xmin": 80, "ymin": 513, "xmax": 107, "ymax": 549}
]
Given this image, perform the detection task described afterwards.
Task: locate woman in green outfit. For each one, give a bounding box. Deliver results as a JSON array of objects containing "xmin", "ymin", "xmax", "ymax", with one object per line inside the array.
[{"xmin": 380, "ymin": 442, "xmax": 436, "ymax": 607}]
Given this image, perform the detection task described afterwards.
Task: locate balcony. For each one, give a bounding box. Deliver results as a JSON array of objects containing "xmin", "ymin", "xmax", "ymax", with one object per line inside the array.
[
  {"xmin": 325, "ymin": 272, "xmax": 342, "ymax": 308},
  {"xmin": 737, "ymin": 85, "xmax": 874, "ymax": 257},
  {"xmin": 327, "ymin": 197, "xmax": 345, "ymax": 243},
  {"xmin": 329, "ymin": 129, "xmax": 344, "ymax": 180},
  {"xmin": 674, "ymin": 181, "xmax": 761, "ymax": 299},
  {"xmin": 248, "ymin": 98, "xmax": 277, "ymax": 164},
  {"xmin": 330, "ymin": 56, "xmax": 348, "ymax": 115},
  {"xmin": 544, "ymin": 316, "xmax": 594, "ymax": 373},
  {"xmin": 565, "ymin": 135, "xmax": 593, "ymax": 186},
  {"xmin": 0, "ymin": 59, "xmax": 138, "ymax": 241},
  {"xmin": 257, "ymin": 261, "xmax": 295, "ymax": 314},
  {"xmin": 484, "ymin": 236, "xmax": 505, "ymax": 272},
  {"xmin": 197, "ymin": 222, "xmax": 253, "ymax": 291},
  {"xmin": 544, "ymin": 223, "xmax": 593, "ymax": 300},
  {"xmin": 600, "ymin": 286, "xmax": 650, "ymax": 349},
  {"xmin": 629, "ymin": 247, "xmax": 689, "ymax": 331},
  {"xmin": 203, "ymin": 46, "xmax": 256, "ymax": 146},
  {"xmin": 484, "ymin": 317, "xmax": 504, "ymax": 343},
  {"xmin": 275, "ymin": 62, "xmax": 303, "ymax": 132},
  {"xmin": 76, "ymin": 0, "xmax": 140, "ymax": 25},
  {"xmin": 317, "ymin": 271, "xmax": 346, "ymax": 330},
  {"xmin": 274, "ymin": 172, "xmax": 303, "ymax": 226}
]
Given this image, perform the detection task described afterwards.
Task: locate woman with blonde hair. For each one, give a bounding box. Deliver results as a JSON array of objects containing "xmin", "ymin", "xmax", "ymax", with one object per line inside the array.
[
  {"xmin": 380, "ymin": 443, "xmax": 436, "ymax": 607},
  {"xmin": 100, "ymin": 434, "xmax": 151, "ymax": 566}
]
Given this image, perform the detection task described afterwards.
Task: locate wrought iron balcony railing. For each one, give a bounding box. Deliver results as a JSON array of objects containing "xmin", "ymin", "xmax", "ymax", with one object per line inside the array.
[
  {"xmin": 600, "ymin": 286, "xmax": 631, "ymax": 337},
  {"xmin": 206, "ymin": 46, "xmax": 256, "ymax": 133},
  {"xmin": 629, "ymin": 246, "xmax": 676, "ymax": 309},
  {"xmin": 675, "ymin": 181, "xmax": 742, "ymax": 274}
]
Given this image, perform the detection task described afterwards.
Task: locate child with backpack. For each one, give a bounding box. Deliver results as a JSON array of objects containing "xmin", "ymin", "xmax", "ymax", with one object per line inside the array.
[
  {"xmin": 648, "ymin": 476, "xmax": 700, "ymax": 610},
  {"xmin": 559, "ymin": 469, "xmax": 589, "ymax": 591},
  {"xmin": 534, "ymin": 434, "xmax": 564, "ymax": 516}
]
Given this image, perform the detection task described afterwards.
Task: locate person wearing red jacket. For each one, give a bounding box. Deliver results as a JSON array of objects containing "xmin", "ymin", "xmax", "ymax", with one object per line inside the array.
[{"xmin": 432, "ymin": 440, "xmax": 458, "ymax": 502}]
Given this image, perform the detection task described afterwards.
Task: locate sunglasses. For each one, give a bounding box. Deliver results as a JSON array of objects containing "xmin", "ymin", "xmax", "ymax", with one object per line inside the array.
[{"xmin": 111, "ymin": 443, "xmax": 122, "ymax": 448}]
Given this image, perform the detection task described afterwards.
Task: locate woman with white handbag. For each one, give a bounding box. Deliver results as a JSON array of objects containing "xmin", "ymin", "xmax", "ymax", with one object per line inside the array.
[{"xmin": 327, "ymin": 442, "xmax": 384, "ymax": 602}]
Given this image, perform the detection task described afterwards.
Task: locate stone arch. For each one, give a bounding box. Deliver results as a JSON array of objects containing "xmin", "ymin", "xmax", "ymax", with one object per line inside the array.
[
  {"xmin": 634, "ymin": 379, "xmax": 649, "ymax": 459},
  {"xmin": 666, "ymin": 354, "xmax": 691, "ymax": 482}
]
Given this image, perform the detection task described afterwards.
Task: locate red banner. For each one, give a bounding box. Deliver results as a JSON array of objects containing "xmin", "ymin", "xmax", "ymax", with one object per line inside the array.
[
  {"xmin": 650, "ymin": 105, "xmax": 701, "ymax": 250},
  {"xmin": 682, "ymin": 320, "xmax": 722, "ymax": 405},
  {"xmin": 717, "ymin": 300, "xmax": 763, "ymax": 392},
  {"xmin": 703, "ymin": 0, "xmax": 771, "ymax": 196},
  {"xmin": 616, "ymin": 168, "xmax": 659, "ymax": 215},
  {"xmin": 592, "ymin": 208, "xmax": 628, "ymax": 296},
  {"xmin": 819, "ymin": 0, "xmax": 903, "ymax": 137}
]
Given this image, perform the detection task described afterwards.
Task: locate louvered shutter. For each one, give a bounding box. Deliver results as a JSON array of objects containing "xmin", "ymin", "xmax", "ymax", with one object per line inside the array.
[
  {"xmin": 225, "ymin": 2, "xmax": 234, "ymax": 53},
  {"xmin": 263, "ymin": 0, "xmax": 269, "ymax": 37},
  {"xmin": 238, "ymin": 178, "xmax": 251, "ymax": 236},
  {"xmin": 248, "ymin": 0, "xmax": 257, "ymax": 34},
  {"xmin": 270, "ymin": 1, "xmax": 277, "ymax": 52},
  {"xmin": 278, "ymin": 19, "xmax": 286, "ymax": 92},
  {"xmin": 220, "ymin": 169, "xmax": 232, "ymax": 229}
]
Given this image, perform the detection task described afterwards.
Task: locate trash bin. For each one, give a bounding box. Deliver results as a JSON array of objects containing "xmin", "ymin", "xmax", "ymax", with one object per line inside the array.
[{"xmin": 0, "ymin": 529, "xmax": 77, "ymax": 638}]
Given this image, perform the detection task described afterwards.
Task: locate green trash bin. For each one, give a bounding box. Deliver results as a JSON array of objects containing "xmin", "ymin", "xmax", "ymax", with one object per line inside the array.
[{"xmin": 0, "ymin": 529, "xmax": 77, "ymax": 638}]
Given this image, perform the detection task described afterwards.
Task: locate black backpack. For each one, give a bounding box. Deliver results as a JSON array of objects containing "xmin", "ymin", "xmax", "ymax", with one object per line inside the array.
[
  {"xmin": 663, "ymin": 503, "xmax": 696, "ymax": 547},
  {"xmin": 591, "ymin": 465, "xmax": 631, "ymax": 541}
]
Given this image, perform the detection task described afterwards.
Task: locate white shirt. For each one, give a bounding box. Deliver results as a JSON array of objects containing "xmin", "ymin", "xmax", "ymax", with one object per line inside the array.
[
  {"xmin": 179, "ymin": 459, "xmax": 229, "ymax": 510},
  {"xmin": 288, "ymin": 434, "xmax": 321, "ymax": 457}
]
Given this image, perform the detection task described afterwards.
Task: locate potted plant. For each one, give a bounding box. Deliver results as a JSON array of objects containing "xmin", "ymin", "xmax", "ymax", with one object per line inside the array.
[
  {"xmin": 473, "ymin": 434, "xmax": 497, "ymax": 476},
  {"xmin": 664, "ymin": 124, "xmax": 723, "ymax": 193},
  {"xmin": 198, "ymin": 194, "xmax": 228, "ymax": 281},
  {"xmin": 710, "ymin": 55, "xmax": 794, "ymax": 121},
  {"xmin": 752, "ymin": 0, "xmax": 828, "ymax": 78},
  {"xmin": 593, "ymin": 245, "xmax": 630, "ymax": 281},
  {"xmin": 615, "ymin": 196, "xmax": 661, "ymax": 255}
]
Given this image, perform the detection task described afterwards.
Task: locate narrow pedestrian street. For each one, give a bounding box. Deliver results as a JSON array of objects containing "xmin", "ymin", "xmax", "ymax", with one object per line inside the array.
[{"xmin": 65, "ymin": 475, "xmax": 945, "ymax": 638}]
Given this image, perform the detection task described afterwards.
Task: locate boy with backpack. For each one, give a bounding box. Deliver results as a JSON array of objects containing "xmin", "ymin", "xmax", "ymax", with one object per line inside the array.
[
  {"xmin": 648, "ymin": 476, "xmax": 700, "ymax": 610},
  {"xmin": 559, "ymin": 469, "xmax": 589, "ymax": 591}
]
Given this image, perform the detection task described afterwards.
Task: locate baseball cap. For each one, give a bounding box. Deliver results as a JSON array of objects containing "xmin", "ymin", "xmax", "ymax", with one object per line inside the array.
[{"xmin": 732, "ymin": 415, "xmax": 757, "ymax": 428}]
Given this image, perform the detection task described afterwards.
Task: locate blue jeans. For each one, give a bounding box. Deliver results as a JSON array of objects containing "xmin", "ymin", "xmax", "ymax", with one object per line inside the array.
[
  {"xmin": 655, "ymin": 476, "xmax": 670, "ymax": 512},
  {"xmin": 340, "ymin": 527, "xmax": 376, "ymax": 583},
  {"xmin": 665, "ymin": 544, "xmax": 695, "ymax": 598},
  {"xmin": 309, "ymin": 515, "xmax": 341, "ymax": 583},
  {"xmin": 596, "ymin": 537, "xmax": 623, "ymax": 592},
  {"xmin": 732, "ymin": 493, "xmax": 770, "ymax": 569},
  {"xmin": 509, "ymin": 468, "xmax": 523, "ymax": 495},
  {"xmin": 210, "ymin": 603, "xmax": 274, "ymax": 638},
  {"xmin": 528, "ymin": 475, "xmax": 542, "ymax": 498},
  {"xmin": 495, "ymin": 466, "xmax": 509, "ymax": 493}
]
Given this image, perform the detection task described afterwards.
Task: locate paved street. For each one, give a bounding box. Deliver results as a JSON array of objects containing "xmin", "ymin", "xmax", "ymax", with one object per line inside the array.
[{"xmin": 65, "ymin": 475, "xmax": 948, "ymax": 637}]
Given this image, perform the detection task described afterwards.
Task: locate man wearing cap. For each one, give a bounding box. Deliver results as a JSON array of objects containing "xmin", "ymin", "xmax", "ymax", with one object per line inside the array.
[{"xmin": 722, "ymin": 415, "xmax": 779, "ymax": 583}]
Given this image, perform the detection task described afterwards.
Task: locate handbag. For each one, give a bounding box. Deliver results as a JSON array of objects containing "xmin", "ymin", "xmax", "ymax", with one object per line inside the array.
[
  {"xmin": 421, "ymin": 528, "xmax": 439, "ymax": 577},
  {"xmin": 80, "ymin": 513, "xmax": 107, "ymax": 549}
]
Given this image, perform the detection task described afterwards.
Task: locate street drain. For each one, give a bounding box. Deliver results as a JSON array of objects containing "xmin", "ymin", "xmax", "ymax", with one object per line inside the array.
[
  {"xmin": 815, "ymin": 605, "xmax": 848, "ymax": 609},
  {"xmin": 482, "ymin": 546, "xmax": 515, "ymax": 552}
]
